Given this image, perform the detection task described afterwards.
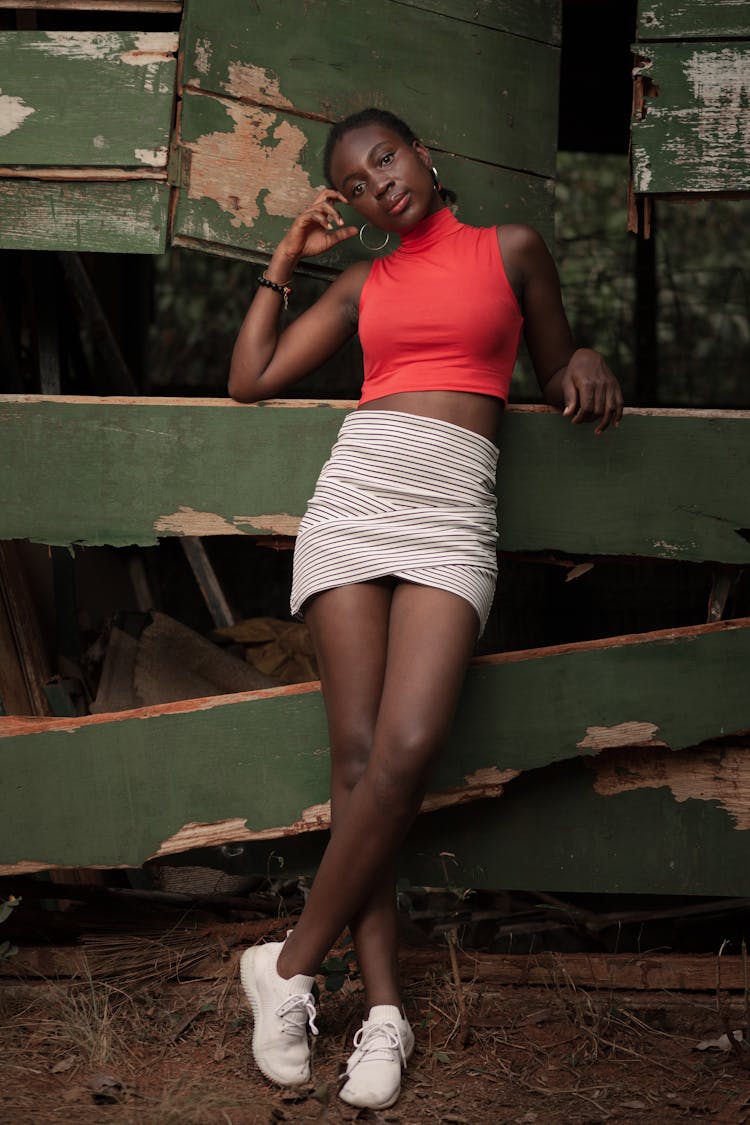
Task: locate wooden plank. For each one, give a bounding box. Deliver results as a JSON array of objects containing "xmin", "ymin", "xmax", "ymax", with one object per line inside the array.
[
  {"xmin": 181, "ymin": 0, "xmax": 559, "ymax": 175},
  {"xmin": 2, "ymin": 945, "xmax": 746, "ymax": 992},
  {"xmin": 0, "ymin": 2, "xmax": 182, "ymax": 9},
  {"xmin": 173, "ymin": 91, "xmax": 554, "ymax": 270},
  {"xmin": 0, "ymin": 32, "xmax": 177, "ymax": 167},
  {"xmin": 0, "ymin": 620, "xmax": 748, "ymax": 872},
  {"xmin": 0, "ymin": 180, "xmax": 169, "ymax": 253},
  {"xmin": 632, "ymin": 42, "xmax": 750, "ymax": 194},
  {"xmin": 638, "ymin": 0, "xmax": 750, "ymax": 40},
  {"xmin": 1, "ymin": 398, "xmax": 749, "ymax": 563},
  {"xmin": 401, "ymin": 1, "xmax": 561, "ymax": 45}
]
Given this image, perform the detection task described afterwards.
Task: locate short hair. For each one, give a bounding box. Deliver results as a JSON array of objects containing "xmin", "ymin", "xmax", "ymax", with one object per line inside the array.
[{"xmin": 323, "ymin": 107, "xmax": 456, "ymax": 204}]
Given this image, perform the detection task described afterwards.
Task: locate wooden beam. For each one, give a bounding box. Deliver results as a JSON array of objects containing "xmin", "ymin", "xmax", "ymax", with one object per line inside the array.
[
  {"xmin": 0, "ymin": 618, "xmax": 748, "ymax": 874},
  {"xmin": 638, "ymin": 1, "xmax": 750, "ymax": 40},
  {"xmin": 2, "ymin": 944, "xmax": 746, "ymax": 993},
  {"xmin": 632, "ymin": 42, "xmax": 750, "ymax": 194},
  {"xmin": 180, "ymin": 1, "xmax": 559, "ymax": 172},
  {"xmin": 0, "ymin": 181, "xmax": 170, "ymax": 254},
  {"xmin": 1, "ymin": 398, "xmax": 749, "ymax": 563},
  {"xmin": 174, "ymin": 92, "xmax": 555, "ymax": 271},
  {"xmin": 0, "ymin": 32, "xmax": 177, "ymax": 168}
]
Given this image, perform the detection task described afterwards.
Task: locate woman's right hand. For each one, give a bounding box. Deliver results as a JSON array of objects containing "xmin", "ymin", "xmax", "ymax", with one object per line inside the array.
[{"xmin": 276, "ymin": 188, "xmax": 358, "ymax": 266}]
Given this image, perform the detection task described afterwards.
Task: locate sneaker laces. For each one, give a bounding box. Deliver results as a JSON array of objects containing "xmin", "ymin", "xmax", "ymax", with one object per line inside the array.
[
  {"xmin": 348, "ymin": 1020, "xmax": 407, "ymax": 1070},
  {"xmin": 275, "ymin": 992, "xmax": 319, "ymax": 1037}
]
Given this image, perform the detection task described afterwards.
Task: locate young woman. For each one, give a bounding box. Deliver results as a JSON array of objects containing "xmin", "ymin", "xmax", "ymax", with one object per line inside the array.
[{"xmin": 229, "ymin": 108, "xmax": 623, "ymax": 1110}]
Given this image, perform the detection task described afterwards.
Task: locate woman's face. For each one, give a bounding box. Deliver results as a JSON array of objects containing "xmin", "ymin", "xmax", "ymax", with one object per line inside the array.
[{"xmin": 329, "ymin": 124, "xmax": 443, "ymax": 232}]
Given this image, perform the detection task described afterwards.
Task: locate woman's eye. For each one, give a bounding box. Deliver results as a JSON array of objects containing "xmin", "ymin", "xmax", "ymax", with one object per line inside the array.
[
  {"xmin": 382, "ymin": 153, "xmax": 393, "ymax": 165},
  {"xmin": 351, "ymin": 184, "xmax": 364, "ymax": 197}
]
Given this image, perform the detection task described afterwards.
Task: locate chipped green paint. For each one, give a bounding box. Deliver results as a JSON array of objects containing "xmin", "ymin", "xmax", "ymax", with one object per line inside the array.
[
  {"xmin": 174, "ymin": 91, "xmax": 554, "ymax": 269},
  {"xmin": 1, "ymin": 620, "xmax": 749, "ymax": 870},
  {"xmin": 0, "ymin": 32, "xmax": 177, "ymax": 166},
  {"xmin": 632, "ymin": 41, "xmax": 750, "ymax": 194},
  {"xmin": 638, "ymin": 0, "xmax": 750, "ymax": 40},
  {"xmin": 181, "ymin": 0, "xmax": 559, "ymax": 175},
  {"xmin": 0, "ymin": 180, "xmax": 169, "ymax": 253},
  {"xmin": 1, "ymin": 398, "xmax": 749, "ymax": 563}
]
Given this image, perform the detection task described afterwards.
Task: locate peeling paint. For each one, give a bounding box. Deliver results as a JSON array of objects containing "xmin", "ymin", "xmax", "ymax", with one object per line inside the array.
[
  {"xmin": 134, "ymin": 147, "xmax": 167, "ymax": 167},
  {"xmin": 577, "ymin": 721, "xmax": 662, "ymax": 753},
  {"xmin": 20, "ymin": 31, "xmax": 176, "ymax": 65},
  {"xmin": 121, "ymin": 32, "xmax": 179, "ymax": 65},
  {"xmin": 588, "ymin": 744, "xmax": 750, "ymax": 830},
  {"xmin": 184, "ymin": 100, "xmax": 320, "ymax": 229},
  {"xmin": 0, "ymin": 92, "xmax": 35, "ymax": 138},
  {"xmin": 153, "ymin": 506, "xmax": 300, "ymax": 536},
  {"xmin": 193, "ymin": 37, "xmax": 212, "ymax": 77},
  {"xmin": 223, "ymin": 61, "xmax": 294, "ymax": 109},
  {"xmin": 684, "ymin": 47, "xmax": 750, "ymax": 160}
]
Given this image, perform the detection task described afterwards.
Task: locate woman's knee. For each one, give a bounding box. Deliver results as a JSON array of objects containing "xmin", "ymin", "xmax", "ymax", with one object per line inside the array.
[
  {"xmin": 330, "ymin": 724, "xmax": 375, "ymax": 792},
  {"xmin": 368, "ymin": 726, "xmax": 443, "ymax": 809}
]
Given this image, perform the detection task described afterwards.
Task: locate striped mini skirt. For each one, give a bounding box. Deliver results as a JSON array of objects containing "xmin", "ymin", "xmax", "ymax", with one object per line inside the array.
[{"xmin": 290, "ymin": 409, "xmax": 499, "ymax": 635}]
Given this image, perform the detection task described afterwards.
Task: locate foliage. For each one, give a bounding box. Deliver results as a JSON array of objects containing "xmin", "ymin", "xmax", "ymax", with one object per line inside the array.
[{"xmin": 319, "ymin": 947, "xmax": 359, "ymax": 993}]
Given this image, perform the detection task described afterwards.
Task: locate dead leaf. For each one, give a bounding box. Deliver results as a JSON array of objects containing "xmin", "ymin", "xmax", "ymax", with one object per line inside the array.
[
  {"xmin": 696, "ymin": 1030, "xmax": 744, "ymax": 1052},
  {"xmin": 50, "ymin": 1055, "xmax": 76, "ymax": 1074},
  {"xmin": 565, "ymin": 561, "xmax": 594, "ymax": 582},
  {"xmin": 620, "ymin": 1101, "xmax": 647, "ymax": 1110}
]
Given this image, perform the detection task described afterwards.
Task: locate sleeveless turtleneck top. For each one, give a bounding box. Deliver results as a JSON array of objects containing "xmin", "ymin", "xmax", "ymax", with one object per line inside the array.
[{"xmin": 358, "ymin": 208, "xmax": 523, "ymax": 406}]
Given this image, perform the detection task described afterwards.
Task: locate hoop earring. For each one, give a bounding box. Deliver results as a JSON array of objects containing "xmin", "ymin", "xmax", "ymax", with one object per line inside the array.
[
  {"xmin": 431, "ymin": 165, "xmax": 443, "ymax": 193},
  {"xmin": 359, "ymin": 223, "xmax": 390, "ymax": 252}
]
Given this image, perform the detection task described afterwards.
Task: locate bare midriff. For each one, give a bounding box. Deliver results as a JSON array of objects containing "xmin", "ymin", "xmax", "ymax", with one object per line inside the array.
[{"xmin": 358, "ymin": 389, "xmax": 503, "ymax": 443}]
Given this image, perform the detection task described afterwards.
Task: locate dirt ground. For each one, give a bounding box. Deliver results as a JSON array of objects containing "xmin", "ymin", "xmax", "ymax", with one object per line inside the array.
[{"xmin": 3, "ymin": 945, "xmax": 750, "ymax": 1125}]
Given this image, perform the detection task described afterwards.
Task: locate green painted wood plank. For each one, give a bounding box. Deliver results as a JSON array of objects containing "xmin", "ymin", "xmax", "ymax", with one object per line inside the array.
[
  {"xmin": 181, "ymin": 0, "xmax": 558, "ymax": 175},
  {"xmin": 632, "ymin": 42, "xmax": 750, "ymax": 193},
  {"xmin": 1, "ymin": 398, "xmax": 749, "ymax": 563},
  {"xmin": 0, "ymin": 180, "xmax": 169, "ymax": 253},
  {"xmin": 402, "ymin": 0, "xmax": 561, "ymax": 44},
  {"xmin": 225, "ymin": 747, "xmax": 750, "ymax": 897},
  {"xmin": 638, "ymin": 0, "xmax": 750, "ymax": 40},
  {"xmin": 1, "ymin": 620, "xmax": 748, "ymax": 870},
  {"xmin": 0, "ymin": 32, "xmax": 177, "ymax": 167},
  {"xmin": 174, "ymin": 92, "xmax": 554, "ymax": 271}
]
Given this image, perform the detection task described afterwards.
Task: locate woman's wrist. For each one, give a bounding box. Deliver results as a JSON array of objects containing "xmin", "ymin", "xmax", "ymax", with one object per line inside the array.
[{"xmin": 264, "ymin": 247, "xmax": 299, "ymax": 286}]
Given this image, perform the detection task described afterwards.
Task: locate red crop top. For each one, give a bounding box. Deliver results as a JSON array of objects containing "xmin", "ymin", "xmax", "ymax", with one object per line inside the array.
[{"xmin": 358, "ymin": 207, "xmax": 523, "ymax": 405}]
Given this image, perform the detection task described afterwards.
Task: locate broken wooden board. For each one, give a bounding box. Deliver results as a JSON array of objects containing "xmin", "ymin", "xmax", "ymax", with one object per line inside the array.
[
  {"xmin": 638, "ymin": 1, "xmax": 750, "ymax": 40},
  {"xmin": 0, "ymin": 180, "xmax": 169, "ymax": 254},
  {"xmin": 632, "ymin": 42, "xmax": 750, "ymax": 194},
  {"xmin": 0, "ymin": 32, "xmax": 177, "ymax": 167},
  {"xmin": 0, "ymin": 619, "xmax": 748, "ymax": 874},
  {"xmin": 174, "ymin": 91, "xmax": 555, "ymax": 270},
  {"xmin": 1, "ymin": 398, "xmax": 749, "ymax": 563},
  {"xmin": 181, "ymin": 0, "xmax": 559, "ymax": 173},
  {"xmin": 406, "ymin": 1, "xmax": 561, "ymax": 44}
]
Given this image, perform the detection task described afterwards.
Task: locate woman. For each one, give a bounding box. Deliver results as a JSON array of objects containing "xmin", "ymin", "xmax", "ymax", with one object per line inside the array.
[{"xmin": 229, "ymin": 107, "xmax": 623, "ymax": 1110}]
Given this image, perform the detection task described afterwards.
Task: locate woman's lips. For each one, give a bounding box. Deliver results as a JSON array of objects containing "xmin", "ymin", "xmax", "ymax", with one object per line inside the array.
[{"xmin": 386, "ymin": 192, "xmax": 409, "ymax": 216}]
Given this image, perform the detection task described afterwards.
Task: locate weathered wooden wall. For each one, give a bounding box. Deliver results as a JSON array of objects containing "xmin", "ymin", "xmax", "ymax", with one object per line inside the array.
[
  {"xmin": 632, "ymin": 0, "xmax": 750, "ymax": 195},
  {"xmin": 0, "ymin": 1, "xmax": 560, "ymax": 259},
  {"xmin": 1, "ymin": 396, "xmax": 749, "ymax": 889}
]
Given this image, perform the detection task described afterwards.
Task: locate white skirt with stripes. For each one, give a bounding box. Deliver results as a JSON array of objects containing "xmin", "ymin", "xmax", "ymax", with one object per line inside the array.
[{"xmin": 290, "ymin": 409, "xmax": 499, "ymax": 635}]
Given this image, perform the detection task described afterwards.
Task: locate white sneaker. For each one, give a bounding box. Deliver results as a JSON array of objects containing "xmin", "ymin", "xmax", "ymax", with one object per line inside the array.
[
  {"xmin": 339, "ymin": 1004, "xmax": 415, "ymax": 1109},
  {"xmin": 239, "ymin": 941, "xmax": 318, "ymax": 1086}
]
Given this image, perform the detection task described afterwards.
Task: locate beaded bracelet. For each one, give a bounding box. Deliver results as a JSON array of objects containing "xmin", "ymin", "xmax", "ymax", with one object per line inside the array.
[{"xmin": 257, "ymin": 273, "xmax": 292, "ymax": 310}]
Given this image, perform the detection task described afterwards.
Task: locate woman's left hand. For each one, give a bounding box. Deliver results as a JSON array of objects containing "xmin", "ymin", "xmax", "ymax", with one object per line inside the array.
[{"xmin": 557, "ymin": 348, "xmax": 624, "ymax": 435}]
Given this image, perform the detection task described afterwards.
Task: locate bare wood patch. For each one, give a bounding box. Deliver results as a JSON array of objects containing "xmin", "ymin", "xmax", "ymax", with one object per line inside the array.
[
  {"xmin": 153, "ymin": 506, "xmax": 300, "ymax": 536},
  {"xmin": 588, "ymin": 743, "xmax": 750, "ymax": 830},
  {"xmin": 577, "ymin": 721, "xmax": 663, "ymax": 753},
  {"xmin": 184, "ymin": 98, "xmax": 321, "ymax": 229}
]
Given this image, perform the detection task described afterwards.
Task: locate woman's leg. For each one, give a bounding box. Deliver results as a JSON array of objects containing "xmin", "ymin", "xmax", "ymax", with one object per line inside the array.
[
  {"xmin": 304, "ymin": 581, "xmax": 402, "ymax": 1008},
  {"xmin": 278, "ymin": 580, "xmax": 479, "ymax": 980}
]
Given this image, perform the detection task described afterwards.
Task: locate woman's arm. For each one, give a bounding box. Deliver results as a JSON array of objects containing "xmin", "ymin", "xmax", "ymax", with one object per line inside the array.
[
  {"xmin": 228, "ymin": 189, "xmax": 363, "ymax": 403},
  {"xmin": 499, "ymin": 225, "xmax": 624, "ymax": 434}
]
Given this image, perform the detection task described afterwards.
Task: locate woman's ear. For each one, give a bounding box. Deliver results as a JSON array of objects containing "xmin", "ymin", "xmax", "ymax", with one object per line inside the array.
[{"xmin": 413, "ymin": 140, "xmax": 432, "ymax": 169}]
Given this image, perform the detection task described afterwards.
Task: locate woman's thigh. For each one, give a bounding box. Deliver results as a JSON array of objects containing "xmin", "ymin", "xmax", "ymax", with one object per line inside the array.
[
  {"xmin": 304, "ymin": 580, "xmax": 394, "ymax": 786},
  {"xmin": 368, "ymin": 581, "xmax": 480, "ymax": 789}
]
